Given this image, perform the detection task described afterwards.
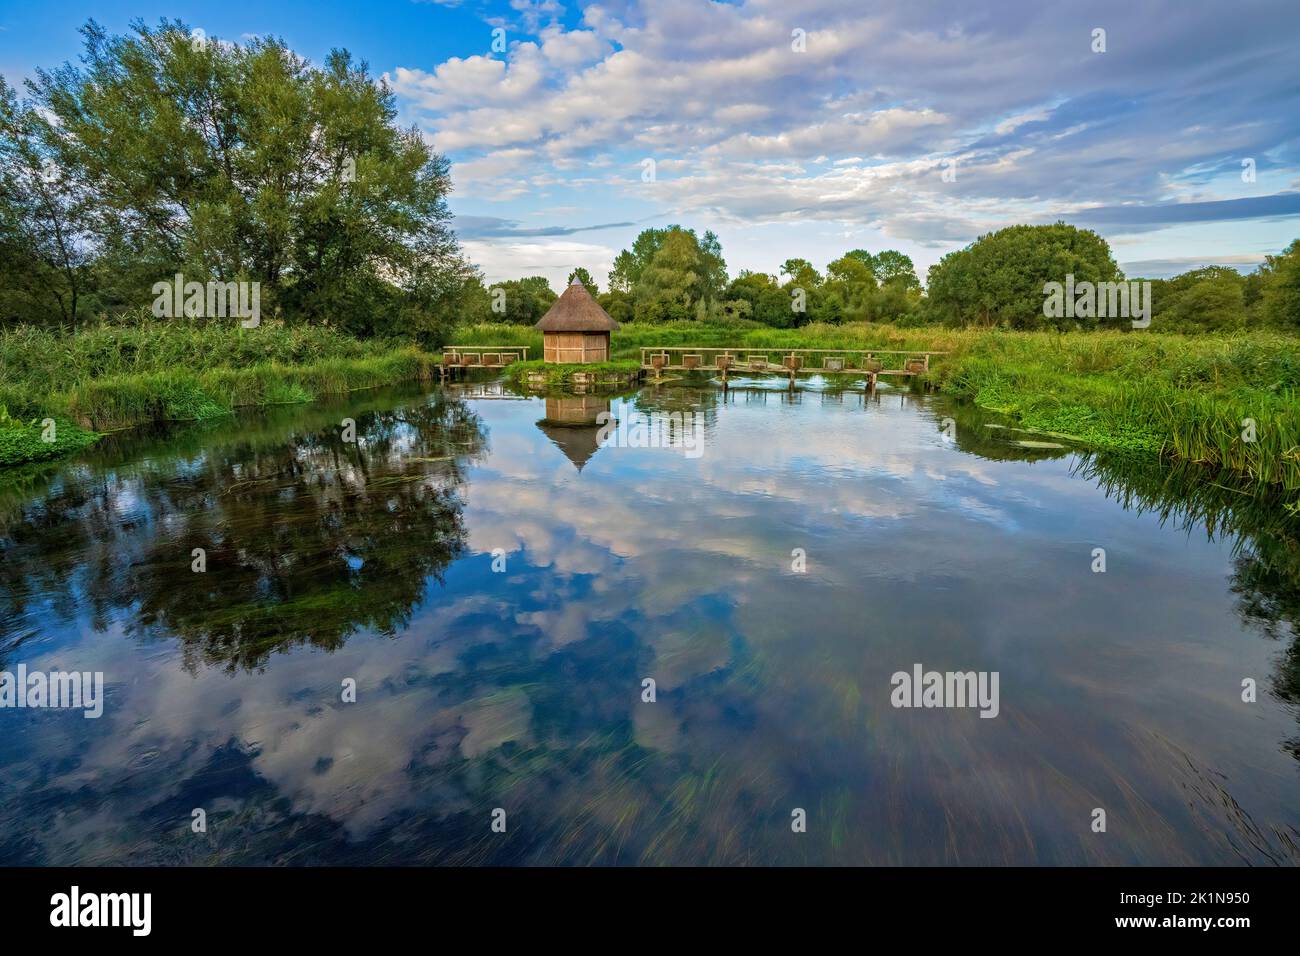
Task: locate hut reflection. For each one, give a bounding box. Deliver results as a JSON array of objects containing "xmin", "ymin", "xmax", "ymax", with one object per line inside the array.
[{"xmin": 536, "ymin": 395, "xmax": 613, "ymax": 472}]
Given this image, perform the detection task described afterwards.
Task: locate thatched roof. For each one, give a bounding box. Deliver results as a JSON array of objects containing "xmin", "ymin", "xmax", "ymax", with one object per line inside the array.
[{"xmin": 535, "ymin": 278, "xmax": 621, "ymax": 332}]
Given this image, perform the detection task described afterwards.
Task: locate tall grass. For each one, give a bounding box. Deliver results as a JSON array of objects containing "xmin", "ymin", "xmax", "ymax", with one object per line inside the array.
[
  {"xmin": 0, "ymin": 322, "xmax": 404, "ymax": 414},
  {"xmin": 55, "ymin": 350, "xmax": 438, "ymax": 431},
  {"xmin": 1, "ymin": 321, "xmax": 439, "ymax": 463},
  {"xmin": 934, "ymin": 331, "xmax": 1300, "ymax": 488}
]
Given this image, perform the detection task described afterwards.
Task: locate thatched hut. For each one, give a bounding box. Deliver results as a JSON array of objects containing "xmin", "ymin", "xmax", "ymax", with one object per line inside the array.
[{"xmin": 536, "ymin": 278, "xmax": 620, "ymax": 363}]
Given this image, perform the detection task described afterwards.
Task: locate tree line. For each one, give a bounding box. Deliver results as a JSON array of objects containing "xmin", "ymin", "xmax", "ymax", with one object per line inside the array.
[
  {"xmin": 473, "ymin": 221, "xmax": 1300, "ymax": 332},
  {"xmin": 465, "ymin": 225, "xmax": 928, "ymax": 328}
]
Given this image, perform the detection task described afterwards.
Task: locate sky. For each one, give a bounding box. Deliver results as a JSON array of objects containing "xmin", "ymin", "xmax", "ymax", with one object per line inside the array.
[{"xmin": 3, "ymin": 0, "xmax": 1299, "ymax": 289}]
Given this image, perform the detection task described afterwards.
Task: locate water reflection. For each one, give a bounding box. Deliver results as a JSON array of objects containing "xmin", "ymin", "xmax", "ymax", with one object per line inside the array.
[
  {"xmin": 1, "ymin": 389, "xmax": 486, "ymax": 672},
  {"xmin": 1076, "ymin": 451, "xmax": 1300, "ymax": 757},
  {"xmin": 536, "ymin": 395, "xmax": 612, "ymax": 472},
  {"xmin": 0, "ymin": 382, "xmax": 1296, "ymax": 865}
]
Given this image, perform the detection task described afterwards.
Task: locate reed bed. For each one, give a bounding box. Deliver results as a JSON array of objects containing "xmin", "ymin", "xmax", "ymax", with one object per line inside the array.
[{"xmin": 1, "ymin": 322, "xmax": 439, "ymax": 463}]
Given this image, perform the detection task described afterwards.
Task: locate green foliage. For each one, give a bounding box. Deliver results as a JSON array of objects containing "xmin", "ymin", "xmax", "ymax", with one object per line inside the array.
[
  {"xmin": 724, "ymin": 271, "xmax": 792, "ymax": 327},
  {"xmin": 566, "ymin": 267, "xmax": 598, "ymax": 295},
  {"xmin": 926, "ymin": 222, "xmax": 1122, "ymax": 328},
  {"xmin": 598, "ymin": 288, "xmax": 634, "ymax": 324},
  {"xmin": 1150, "ymin": 267, "xmax": 1247, "ymax": 331},
  {"xmin": 0, "ymin": 77, "xmax": 98, "ymax": 327},
  {"xmin": 636, "ymin": 229, "xmax": 705, "ymax": 321},
  {"xmin": 845, "ymin": 249, "xmax": 920, "ymax": 291},
  {"xmin": 937, "ymin": 331, "xmax": 1300, "ymax": 486},
  {"xmin": 719, "ymin": 251, "xmax": 922, "ymax": 327},
  {"xmin": 0, "ymin": 319, "xmax": 405, "ymax": 410},
  {"xmin": 485, "ymin": 276, "xmax": 556, "ymax": 325},
  {"xmin": 7, "ymin": 19, "xmax": 477, "ymax": 344},
  {"xmin": 1258, "ymin": 239, "xmax": 1300, "ymax": 330},
  {"xmin": 0, "ymin": 412, "xmax": 99, "ymax": 467},
  {"xmin": 504, "ymin": 358, "xmax": 640, "ymax": 388},
  {"xmin": 52, "ymin": 349, "xmax": 436, "ymax": 434},
  {"xmin": 875, "ymin": 250, "xmax": 922, "ymax": 291},
  {"xmin": 821, "ymin": 256, "xmax": 876, "ymax": 322},
  {"xmin": 0, "ymin": 320, "xmax": 438, "ymax": 464},
  {"xmin": 607, "ymin": 225, "xmax": 728, "ymax": 322}
]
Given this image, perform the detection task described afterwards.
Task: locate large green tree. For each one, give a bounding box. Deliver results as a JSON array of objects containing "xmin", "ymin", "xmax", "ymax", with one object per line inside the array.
[
  {"xmin": 846, "ymin": 249, "xmax": 920, "ymax": 291},
  {"xmin": 823, "ymin": 255, "xmax": 877, "ymax": 322},
  {"xmin": 24, "ymin": 19, "xmax": 475, "ymax": 344},
  {"xmin": 488, "ymin": 276, "xmax": 556, "ymax": 325},
  {"xmin": 611, "ymin": 225, "xmax": 728, "ymax": 321},
  {"xmin": 925, "ymin": 223, "xmax": 1121, "ymax": 328},
  {"xmin": 636, "ymin": 229, "xmax": 701, "ymax": 322}
]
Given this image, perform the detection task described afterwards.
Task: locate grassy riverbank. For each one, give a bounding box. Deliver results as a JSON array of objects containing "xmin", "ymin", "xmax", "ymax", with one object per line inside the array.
[
  {"xmin": 936, "ymin": 332, "xmax": 1300, "ymax": 487},
  {"xmin": 457, "ymin": 321, "xmax": 1300, "ymax": 489},
  {"xmin": 504, "ymin": 358, "xmax": 641, "ymax": 388},
  {"xmin": 5, "ymin": 320, "xmax": 1297, "ymax": 488},
  {"xmin": 0, "ymin": 323, "xmax": 440, "ymax": 465}
]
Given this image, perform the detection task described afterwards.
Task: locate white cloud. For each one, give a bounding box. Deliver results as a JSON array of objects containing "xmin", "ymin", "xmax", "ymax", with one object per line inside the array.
[
  {"xmin": 462, "ymin": 237, "xmax": 619, "ymax": 287},
  {"xmin": 390, "ymin": 0, "xmax": 1300, "ymax": 260}
]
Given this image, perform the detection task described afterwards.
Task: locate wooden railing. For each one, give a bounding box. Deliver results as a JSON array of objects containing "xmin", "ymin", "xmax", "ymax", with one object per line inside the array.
[
  {"xmin": 638, "ymin": 346, "xmax": 945, "ymax": 376},
  {"xmin": 442, "ymin": 345, "xmax": 530, "ymax": 367}
]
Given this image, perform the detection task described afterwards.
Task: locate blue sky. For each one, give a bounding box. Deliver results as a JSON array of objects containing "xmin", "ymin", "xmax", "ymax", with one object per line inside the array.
[{"xmin": 4, "ymin": 0, "xmax": 1299, "ymax": 288}]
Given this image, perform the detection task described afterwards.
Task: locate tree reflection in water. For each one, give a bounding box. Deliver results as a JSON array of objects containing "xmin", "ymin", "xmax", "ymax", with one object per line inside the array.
[
  {"xmin": 1075, "ymin": 451, "xmax": 1300, "ymax": 755},
  {"xmin": 0, "ymin": 389, "xmax": 486, "ymax": 672}
]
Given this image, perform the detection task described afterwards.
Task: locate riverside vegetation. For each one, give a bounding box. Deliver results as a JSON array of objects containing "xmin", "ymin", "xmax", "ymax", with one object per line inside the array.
[
  {"xmin": 5, "ymin": 317, "xmax": 1296, "ymax": 494},
  {"xmin": 0, "ymin": 322, "xmax": 439, "ymax": 466}
]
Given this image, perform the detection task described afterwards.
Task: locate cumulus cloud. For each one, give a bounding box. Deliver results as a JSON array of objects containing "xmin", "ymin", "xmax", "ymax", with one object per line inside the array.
[{"xmin": 389, "ymin": 0, "xmax": 1300, "ymax": 257}]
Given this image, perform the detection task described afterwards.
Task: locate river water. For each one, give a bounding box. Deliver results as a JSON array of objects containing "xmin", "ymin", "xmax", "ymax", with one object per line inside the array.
[{"xmin": 1, "ymin": 378, "xmax": 1296, "ymax": 864}]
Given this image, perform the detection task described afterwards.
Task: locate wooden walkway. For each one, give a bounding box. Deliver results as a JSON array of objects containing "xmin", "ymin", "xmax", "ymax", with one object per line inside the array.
[
  {"xmin": 438, "ymin": 345, "xmax": 529, "ymax": 381},
  {"xmin": 639, "ymin": 347, "xmax": 945, "ymax": 389}
]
